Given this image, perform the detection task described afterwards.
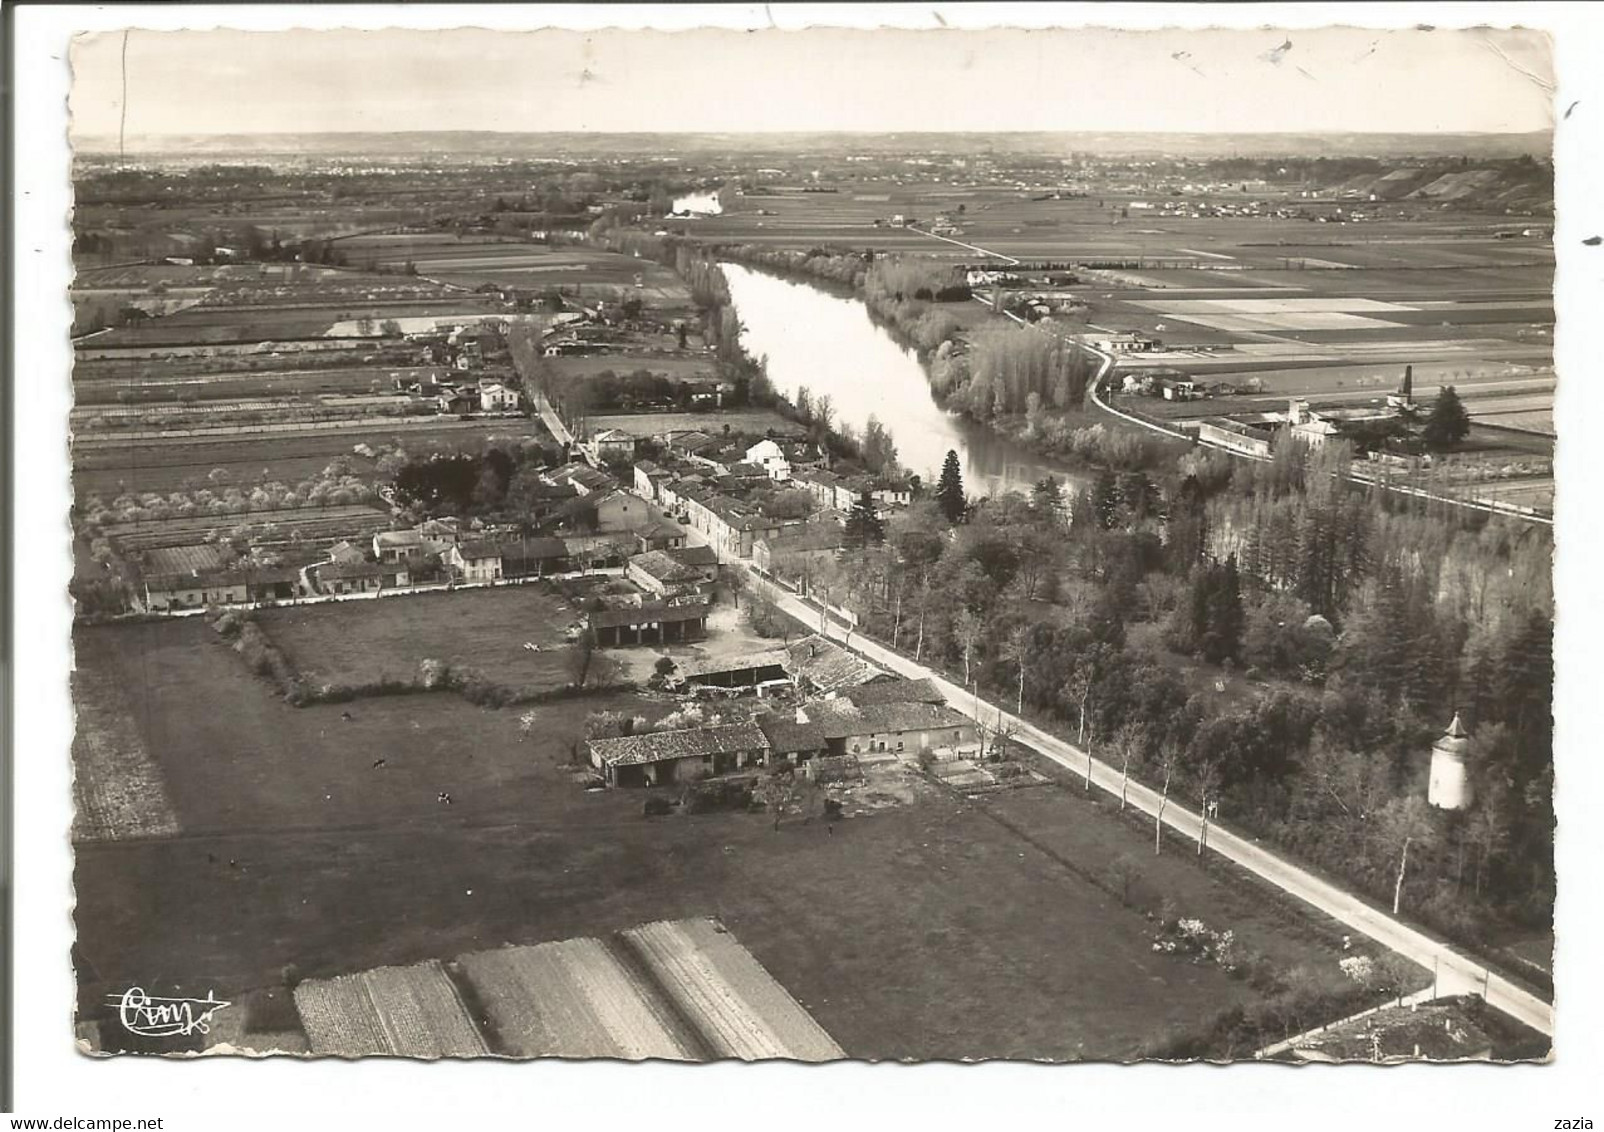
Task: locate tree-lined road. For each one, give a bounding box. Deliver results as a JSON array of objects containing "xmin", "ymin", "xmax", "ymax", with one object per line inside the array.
[{"xmin": 728, "ymin": 548, "xmax": 1554, "ymax": 1038}]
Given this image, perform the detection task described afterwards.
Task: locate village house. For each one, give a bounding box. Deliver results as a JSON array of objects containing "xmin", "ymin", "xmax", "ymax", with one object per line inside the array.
[
  {"xmin": 753, "ymin": 523, "xmax": 845, "ymax": 578},
  {"xmin": 744, "ymin": 438, "xmax": 792, "ymax": 482},
  {"xmin": 634, "ymin": 521, "xmax": 688, "ymax": 553},
  {"xmin": 590, "ymin": 489, "xmax": 650, "ymax": 535},
  {"xmin": 316, "ymin": 559, "xmax": 411, "ymax": 596},
  {"xmin": 447, "ymin": 539, "xmax": 503, "ymax": 582},
  {"xmin": 586, "ymin": 428, "xmax": 639, "ymax": 464},
  {"xmin": 544, "ymin": 462, "xmax": 614, "ymax": 497},
  {"xmin": 373, "ymin": 529, "xmax": 430, "ymax": 564},
  {"xmin": 478, "ymin": 382, "xmax": 521, "ymax": 412},
  {"xmin": 588, "ymin": 599, "xmax": 710, "ymax": 647},
  {"xmin": 626, "ymin": 550, "xmax": 713, "ymax": 600},
  {"xmin": 588, "ymin": 720, "xmax": 772, "ymax": 787},
  {"xmin": 633, "ymin": 460, "xmax": 674, "ymax": 503},
  {"xmin": 326, "ymin": 539, "xmax": 368, "ymax": 566}
]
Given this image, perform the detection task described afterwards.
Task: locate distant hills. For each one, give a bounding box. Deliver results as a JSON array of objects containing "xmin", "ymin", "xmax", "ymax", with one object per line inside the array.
[{"xmin": 74, "ymin": 130, "xmax": 1552, "ymax": 161}]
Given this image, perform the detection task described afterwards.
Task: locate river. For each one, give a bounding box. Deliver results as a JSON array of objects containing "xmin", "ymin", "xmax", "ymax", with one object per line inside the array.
[{"xmin": 719, "ymin": 263, "xmax": 1088, "ymax": 498}]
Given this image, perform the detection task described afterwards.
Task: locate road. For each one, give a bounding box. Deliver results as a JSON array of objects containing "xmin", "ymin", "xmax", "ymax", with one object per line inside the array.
[{"xmin": 696, "ymin": 518, "xmax": 1554, "ymax": 1037}]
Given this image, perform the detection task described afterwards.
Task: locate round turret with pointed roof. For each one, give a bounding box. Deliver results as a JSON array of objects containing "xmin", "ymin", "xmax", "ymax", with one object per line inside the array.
[{"xmin": 1428, "ymin": 713, "xmax": 1475, "ymax": 810}]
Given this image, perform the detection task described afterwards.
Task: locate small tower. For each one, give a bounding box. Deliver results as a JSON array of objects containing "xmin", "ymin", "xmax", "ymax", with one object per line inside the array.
[{"xmin": 1428, "ymin": 713, "xmax": 1475, "ymax": 811}]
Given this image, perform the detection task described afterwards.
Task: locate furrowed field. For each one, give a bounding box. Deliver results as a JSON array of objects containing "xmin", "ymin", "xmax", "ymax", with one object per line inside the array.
[{"xmin": 73, "ymin": 612, "xmax": 1364, "ymax": 1060}]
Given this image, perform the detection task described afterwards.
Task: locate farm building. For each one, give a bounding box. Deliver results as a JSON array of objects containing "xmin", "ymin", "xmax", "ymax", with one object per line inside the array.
[
  {"xmin": 497, "ymin": 537, "xmax": 570, "ymax": 579},
  {"xmin": 589, "ymin": 720, "xmax": 772, "ymax": 787},
  {"xmin": 755, "ymin": 713, "xmax": 831, "ymax": 763},
  {"xmin": 800, "ymin": 697, "xmax": 979, "ymax": 758},
  {"xmin": 326, "ymin": 539, "xmax": 367, "ymax": 565},
  {"xmin": 1197, "ymin": 418, "xmax": 1273, "ymax": 459},
  {"xmin": 1092, "ymin": 332, "xmax": 1159, "ymax": 354},
  {"xmin": 589, "ymin": 599, "xmax": 710, "ymax": 647},
  {"xmin": 142, "ymin": 566, "xmax": 301, "ymax": 612},
  {"xmin": 667, "ymin": 648, "xmax": 792, "ymax": 695},
  {"xmin": 626, "ymin": 550, "xmax": 712, "ymax": 599},
  {"xmin": 316, "ymin": 560, "xmax": 411, "ymax": 596},
  {"xmin": 784, "ymin": 634, "xmax": 885, "ymax": 695},
  {"xmin": 545, "ymin": 463, "xmax": 614, "ymax": 496},
  {"xmin": 842, "ymin": 677, "xmax": 946, "ymax": 708},
  {"xmin": 447, "ymin": 540, "xmax": 503, "ymax": 582}
]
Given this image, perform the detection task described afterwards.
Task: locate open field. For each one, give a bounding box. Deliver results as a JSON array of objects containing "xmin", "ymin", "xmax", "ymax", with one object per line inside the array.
[
  {"xmin": 73, "ymin": 611, "xmax": 1362, "ymax": 1060},
  {"xmin": 304, "ymin": 919, "xmax": 847, "ymax": 1061},
  {"xmin": 260, "ymin": 585, "xmax": 587, "ymax": 694},
  {"xmin": 72, "ymin": 418, "xmax": 553, "ymax": 498},
  {"xmin": 339, "ymin": 234, "xmax": 694, "ymax": 307}
]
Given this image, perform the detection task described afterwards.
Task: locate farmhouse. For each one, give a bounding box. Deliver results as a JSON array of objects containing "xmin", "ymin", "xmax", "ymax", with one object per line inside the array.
[
  {"xmin": 626, "ymin": 550, "xmax": 711, "ymax": 599},
  {"xmin": 545, "ymin": 462, "xmax": 614, "ymax": 496},
  {"xmin": 666, "ymin": 544, "xmax": 719, "ymax": 579},
  {"xmin": 588, "ymin": 720, "xmax": 772, "ymax": 787},
  {"xmin": 784, "ymin": 634, "xmax": 885, "ymax": 695},
  {"xmin": 317, "ymin": 559, "xmax": 411, "ymax": 596},
  {"xmin": 1092, "ymin": 332, "xmax": 1159, "ymax": 354},
  {"xmin": 843, "ymin": 677, "xmax": 946, "ymax": 708},
  {"xmin": 589, "ymin": 599, "xmax": 710, "ymax": 647},
  {"xmin": 755, "ymin": 713, "xmax": 830, "ymax": 763},
  {"xmin": 447, "ymin": 540, "xmax": 503, "ymax": 582},
  {"xmin": 792, "ymin": 697, "xmax": 979, "ymax": 758},
  {"xmin": 591, "ymin": 489, "xmax": 650, "ymax": 534}
]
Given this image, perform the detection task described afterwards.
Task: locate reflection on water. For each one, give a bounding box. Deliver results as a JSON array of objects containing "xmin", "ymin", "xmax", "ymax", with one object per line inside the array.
[{"xmin": 720, "ymin": 263, "xmax": 1087, "ymax": 498}]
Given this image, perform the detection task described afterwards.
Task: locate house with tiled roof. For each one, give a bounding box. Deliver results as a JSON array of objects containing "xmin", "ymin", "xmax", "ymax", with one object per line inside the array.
[
  {"xmin": 626, "ymin": 550, "xmax": 711, "ymax": 599},
  {"xmin": 315, "ymin": 559, "xmax": 411, "ymax": 596},
  {"xmin": 447, "ymin": 539, "xmax": 503, "ymax": 582},
  {"xmin": 588, "ymin": 720, "xmax": 771, "ymax": 787},
  {"xmin": 783, "ymin": 634, "xmax": 885, "ymax": 695}
]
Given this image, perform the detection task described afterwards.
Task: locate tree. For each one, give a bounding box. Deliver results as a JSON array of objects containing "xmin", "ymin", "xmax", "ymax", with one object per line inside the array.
[
  {"xmin": 1377, "ymin": 795, "xmax": 1438, "ymax": 915},
  {"xmin": 935, "ymin": 450, "xmax": 967, "ymax": 523},
  {"xmin": 568, "ymin": 629, "xmax": 597, "ymax": 688},
  {"xmin": 954, "ymin": 607, "xmax": 985, "ymax": 690},
  {"xmin": 1421, "ymin": 385, "xmax": 1471, "ymax": 451},
  {"xmin": 843, "ymin": 489, "xmax": 885, "ymax": 549},
  {"xmin": 1154, "ymin": 743, "xmax": 1180, "ymax": 855},
  {"xmin": 1109, "ymin": 722, "xmax": 1146, "ymax": 811},
  {"xmin": 1093, "ymin": 469, "xmax": 1121, "ymax": 530}
]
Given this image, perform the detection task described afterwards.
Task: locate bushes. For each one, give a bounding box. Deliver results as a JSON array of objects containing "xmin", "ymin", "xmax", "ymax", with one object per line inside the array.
[{"xmin": 680, "ymin": 777, "xmax": 755, "ymax": 814}]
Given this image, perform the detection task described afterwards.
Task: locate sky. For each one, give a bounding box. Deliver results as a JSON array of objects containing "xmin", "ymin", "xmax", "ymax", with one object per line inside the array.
[{"xmin": 69, "ymin": 24, "xmax": 1554, "ymax": 140}]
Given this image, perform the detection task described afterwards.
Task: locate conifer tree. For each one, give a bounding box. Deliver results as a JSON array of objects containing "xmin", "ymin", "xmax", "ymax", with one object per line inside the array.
[{"xmin": 935, "ymin": 449, "xmax": 967, "ymax": 523}]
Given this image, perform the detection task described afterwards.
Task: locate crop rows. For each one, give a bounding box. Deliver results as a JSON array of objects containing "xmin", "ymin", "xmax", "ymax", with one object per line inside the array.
[
  {"xmin": 294, "ymin": 960, "xmax": 490, "ymax": 1058},
  {"xmin": 621, "ymin": 919, "xmax": 846, "ymax": 1062},
  {"xmin": 458, "ymin": 939, "xmax": 697, "ymax": 1060}
]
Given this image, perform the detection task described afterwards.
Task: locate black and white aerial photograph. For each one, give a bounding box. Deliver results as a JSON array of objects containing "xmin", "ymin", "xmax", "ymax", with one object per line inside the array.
[{"xmin": 13, "ymin": 4, "xmax": 1599, "ymax": 1114}]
